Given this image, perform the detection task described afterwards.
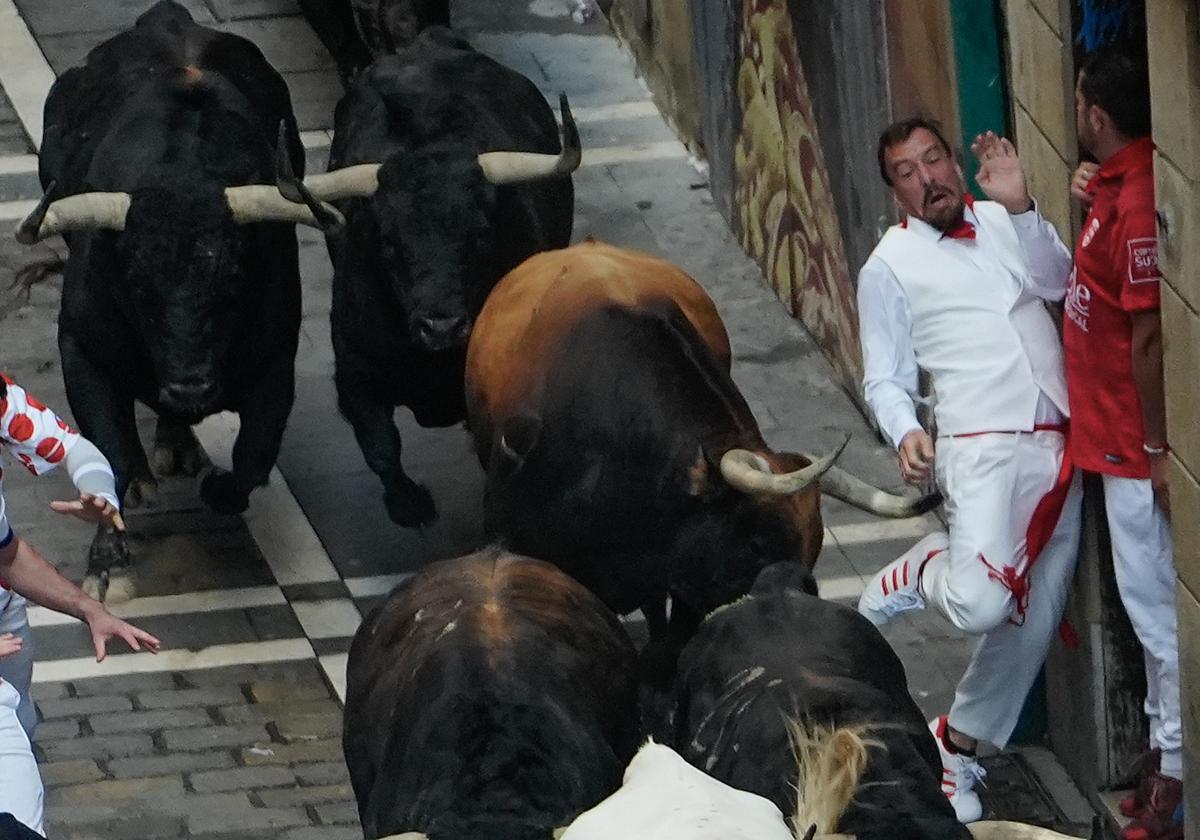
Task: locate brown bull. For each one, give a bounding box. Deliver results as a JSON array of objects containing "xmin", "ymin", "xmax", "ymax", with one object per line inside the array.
[{"xmin": 465, "ymin": 240, "xmax": 936, "ymax": 677}]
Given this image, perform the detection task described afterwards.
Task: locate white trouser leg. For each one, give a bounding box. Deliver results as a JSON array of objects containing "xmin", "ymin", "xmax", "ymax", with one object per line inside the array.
[
  {"xmin": 0, "ymin": 595, "xmax": 36, "ymax": 738},
  {"xmin": 0, "ymin": 679, "xmax": 44, "ymax": 836},
  {"xmin": 920, "ymin": 431, "xmax": 1081, "ymax": 746},
  {"xmin": 1101, "ymin": 474, "xmax": 1182, "ymax": 781}
]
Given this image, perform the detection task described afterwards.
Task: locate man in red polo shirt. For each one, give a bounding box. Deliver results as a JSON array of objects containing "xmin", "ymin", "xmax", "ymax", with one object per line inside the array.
[{"xmin": 1065, "ymin": 49, "xmax": 1182, "ymax": 840}]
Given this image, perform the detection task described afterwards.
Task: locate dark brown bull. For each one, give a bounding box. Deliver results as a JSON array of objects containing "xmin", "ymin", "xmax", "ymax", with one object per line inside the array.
[{"xmin": 465, "ymin": 240, "xmax": 936, "ymax": 679}]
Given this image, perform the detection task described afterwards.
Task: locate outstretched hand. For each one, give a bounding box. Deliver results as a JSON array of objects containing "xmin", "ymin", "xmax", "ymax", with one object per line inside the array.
[
  {"xmin": 971, "ymin": 131, "xmax": 1033, "ymax": 215},
  {"xmin": 82, "ymin": 606, "xmax": 161, "ymax": 662},
  {"xmin": 51, "ymin": 493, "xmax": 125, "ymax": 531},
  {"xmin": 0, "ymin": 633, "xmax": 22, "ymax": 658}
]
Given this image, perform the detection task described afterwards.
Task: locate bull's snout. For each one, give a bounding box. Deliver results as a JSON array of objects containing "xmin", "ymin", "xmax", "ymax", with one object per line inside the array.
[
  {"xmin": 159, "ymin": 378, "xmax": 221, "ymax": 415},
  {"xmin": 414, "ymin": 314, "xmax": 471, "ymax": 350}
]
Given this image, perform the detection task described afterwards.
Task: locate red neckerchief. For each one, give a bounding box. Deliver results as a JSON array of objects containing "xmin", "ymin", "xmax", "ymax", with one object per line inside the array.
[{"xmin": 900, "ymin": 193, "xmax": 976, "ymax": 239}]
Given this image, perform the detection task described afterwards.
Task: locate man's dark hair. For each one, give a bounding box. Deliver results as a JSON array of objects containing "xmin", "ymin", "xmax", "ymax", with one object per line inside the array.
[
  {"xmin": 1078, "ymin": 49, "xmax": 1151, "ymax": 139},
  {"xmin": 877, "ymin": 117, "xmax": 954, "ymax": 185}
]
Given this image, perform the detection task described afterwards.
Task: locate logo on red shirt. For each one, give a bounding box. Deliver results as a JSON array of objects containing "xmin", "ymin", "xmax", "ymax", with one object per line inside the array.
[
  {"xmin": 1065, "ymin": 268, "xmax": 1091, "ymax": 333},
  {"xmin": 1081, "ymin": 217, "xmax": 1100, "ymax": 248},
  {"xmin": 1127, "ymin": 237, "xmax": 1160, "ymax": 284}
]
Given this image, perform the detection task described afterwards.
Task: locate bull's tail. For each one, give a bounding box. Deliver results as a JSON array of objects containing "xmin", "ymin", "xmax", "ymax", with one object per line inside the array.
[
  {"xmin": 787, "ymin": 719, "xmax": 875, "ymax": 838},
  {"xmin": 816, "ymin": 464, "xmax": 941, "ymax": 519}
]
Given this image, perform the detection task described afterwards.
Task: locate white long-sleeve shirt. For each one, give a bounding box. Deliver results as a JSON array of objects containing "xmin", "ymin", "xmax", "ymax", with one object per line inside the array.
[{"xmin": 857, "ymin": 201, "xmax": 1073, "ymax": 449}]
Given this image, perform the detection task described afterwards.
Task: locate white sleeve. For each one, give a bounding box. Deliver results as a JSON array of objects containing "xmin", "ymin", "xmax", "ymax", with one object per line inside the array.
[
  {"xmin": 63, "ymin": 437, "xmax": 120, "ymax": 511},
  {"xmin": 1010, "ymin": 200, "xmax": 1073, "ymax": 302},
  {"xmin": 857, "ymin": 257, "xmax": 923, "ymax": 450}
]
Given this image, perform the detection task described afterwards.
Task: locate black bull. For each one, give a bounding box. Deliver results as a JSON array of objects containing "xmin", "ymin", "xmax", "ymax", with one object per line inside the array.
[
  {"xmin": 16, "ymin": 0, "xmax": 338, "ymax": 600},
  {"xmin": 276, "ymin": 27, "xmax": 580, "ymax": 529},
  {"xmin": 343, "ymin": 550, "xmax": 640, "ymax": 840}
]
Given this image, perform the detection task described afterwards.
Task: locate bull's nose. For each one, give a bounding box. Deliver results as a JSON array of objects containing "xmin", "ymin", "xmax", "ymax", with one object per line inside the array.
[
  {"xmin": 159, "ymin": 379, "xmax": 220, "ymax": 412},
  {"xmin": 414, "ymin": 315, "xmax": 471, "ymax": 349}
]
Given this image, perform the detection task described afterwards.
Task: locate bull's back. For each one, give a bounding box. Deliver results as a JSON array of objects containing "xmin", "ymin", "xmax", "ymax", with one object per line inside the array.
[
  {"xmin": 343, "ymin": 550, "xmax": 639, "ymax": 837},
  {"xmin": 466, "ymin": 241, "xmax": 730, "ymax": 454}
]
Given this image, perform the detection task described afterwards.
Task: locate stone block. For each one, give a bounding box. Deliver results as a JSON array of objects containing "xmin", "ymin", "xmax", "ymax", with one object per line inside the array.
[
  {"xmin": 31, "ymin": 682, "xmax": 68, "ymax": 702},
  {"xmin": 220, "ymin": 699, "xmax": 341, "ymax": 724},
  {"xmin": 1162, "ymin": 285, "xmax": 1200, "ymax": 474},
  {"xmin": 1148, "ymin": 0, "xmax": 1200, "ymax": 181},
  {"xmin": 184, "ymin": 659, "xmax": 322, "ymax": 688},
  {"xmin": 1172, "ymin": 456, "xmax": 1200, "ymax": 598},
  {"xmin": 108, "ymin": 751, "xmax": 236, "ymax": 780},
  {"xmin": 136, "ymin": 687, "xmax": 248, "ymax": 710},
  {"xmin": 72, "ymin": 673, "xmax": 177, "ymax": 697},
  {"xmin": 281, "ymin": 827, "xmax": 362, "ymax": 840},
  {"xmin": 1155, "ymin": 151, "xmax": 1200, "ymax": 312},
  {"xmin": 1029, "ymin": 0, "xmax": 1065, "ymax": 37},
  {"xmin": 38, "ymin": 759, "xmax": 104, "ymax": 787},
  {"xmin": 249, "ymin": 681, "xmax": 333, "ymax": 704},
  {"xmin": 45, "ymin": 815, "xmax": 186, "ymax": 840},
  {"xmin": 190, "ymin": 765, "xmax": 295, "ymax": 793},
  {"xmin": 38, "ymin": 695, "xmax": 132, "ymax": 719},
  {"xmin": 188, "ymin": 805, "xmax": 310, "ymax": 834},
  {"xmin": 163, "ymin": 724, "xmax": 270, "ymax": 752},
  {"xmin": 256, "ymin": 783, "xmax": 354, "ymax": 808},
  {"xmin": 33, "ymin": 719, "xmax": 81, "ymax": 741},
  {"xmin": 1005, "ymin": 1, "xmax": 1074, "ymax": 159},
  {"xmin": 241, "ymin": 739, "xmax": 343, "ymax": 766},
  {"xmin": 293, "ymin": 761, "xmax": 351, "ymax": 786},
  {"xmin": 47, "ymin": 775, "xmax": 185, "ymax": 805},
  {"xmin": 89, "ymin": 708, "xmax": 212, "ymax": 734},
  {"xmin": 314, "ymin": 800, "xmax": 360, "ymax": 825},
  {"xmin": 37, "ymin": 733, "xmax": 154, "ymax": 761}
]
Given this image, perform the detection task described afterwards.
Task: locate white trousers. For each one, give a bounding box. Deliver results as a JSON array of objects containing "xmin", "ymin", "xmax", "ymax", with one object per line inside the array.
[
  {"xmin": 1102, "ymin": 473, "xmax": 1183, "ymax": 781},
  {"xmin": 919, "ymin": 430, "xmax": 1083, "ymax": 747},
  {"xmin": 0, "ymin": 679, "xmax": 43, "ymax": 837},
  {"xmin": 0, "ymin": 594, "xmax": 34, "ymax": 739}
]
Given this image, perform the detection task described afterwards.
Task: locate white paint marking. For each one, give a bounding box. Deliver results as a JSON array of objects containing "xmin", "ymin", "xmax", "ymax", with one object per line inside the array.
[
  {"xmin": 32, "ymin": 638, "xmax": 315, "ymax": 683},
  {"xmin": 0, "ymin": 153, "xmax": 37, "ymax": 175},
  {"xmin": 194, "ymin": 412, "xmax": 340, "ymax": 585},
  {"xmin": 299, "ymin": 129, "xmax": 332, "ymax": 150},
  {"xmin": 581, "ymin": 141, "xmax": 687, "ymax": 167},
  {"xmin": 569, "ymin": 101, "xmax": 659, "ymax": 122},
  {"xmin": 28, "ymin": 585, "xmax": 286, "ymax": 627},
  {"xmin": 345, "ymin": 573, "xmax": 412, "ymax": 599},
  {"xmin": 0, "ymin": 198, "xmax": 36, "ymax": 221},
  {"xmin": 814, "ymin": 575, "xmax": 865, "ymax": 602},
  {"xmin": 0, "ymin": 0, "xmax": 54, "ymax": 149},
  {"xmin": 291, "ymin": 599, "xmax": 363, "ymax": 639},
  {"xmin": 318, "ymin": 653, "xmax": 349, "ymax": 703},
  {"xmin": 826, "ymin": 518, "xmax": 935, "ymax": 547}
]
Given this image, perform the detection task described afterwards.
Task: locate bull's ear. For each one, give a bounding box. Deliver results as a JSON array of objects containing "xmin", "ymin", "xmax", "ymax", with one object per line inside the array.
[{"xmin": 492, "ymin": 412, "xmax": 543, "ymax": 483}]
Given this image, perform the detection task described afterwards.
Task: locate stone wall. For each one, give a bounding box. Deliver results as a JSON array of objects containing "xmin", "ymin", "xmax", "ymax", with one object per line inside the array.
[{"xmin": 1148, "ymin": 1, "xmax": 1200, "ymax": 833}]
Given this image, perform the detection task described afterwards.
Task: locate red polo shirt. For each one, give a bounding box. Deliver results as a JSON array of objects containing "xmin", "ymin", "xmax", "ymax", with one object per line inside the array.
[{"xmin": 1062, "ymin": 137, "xmax": 1161, "ymax": 478}]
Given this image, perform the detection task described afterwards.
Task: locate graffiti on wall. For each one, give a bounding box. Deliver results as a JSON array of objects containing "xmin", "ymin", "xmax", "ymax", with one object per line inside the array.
[{"xmin": 732, "ymin": 0, "xmax": 862, "ymax": 385}]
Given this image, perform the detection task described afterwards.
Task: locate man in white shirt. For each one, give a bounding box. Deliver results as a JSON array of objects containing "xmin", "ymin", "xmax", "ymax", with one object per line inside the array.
[{"xmin": 855, "ymin": 119, "xmax": 1083, "ymax": 824}]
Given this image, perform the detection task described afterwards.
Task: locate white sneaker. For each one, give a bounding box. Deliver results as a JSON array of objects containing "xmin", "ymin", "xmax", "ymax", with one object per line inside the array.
[
  {"xmin": 930, "ymin": 715, "xmax": 986, "ymax": 823},
  {"xmin": 857, "ymin": 532, "xmax": 947, "ymax": 626}
]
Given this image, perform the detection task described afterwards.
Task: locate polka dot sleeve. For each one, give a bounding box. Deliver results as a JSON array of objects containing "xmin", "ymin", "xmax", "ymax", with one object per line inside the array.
[{"xmin": 0, "ymin": 374, "xmax": 80, "ymax": 477}]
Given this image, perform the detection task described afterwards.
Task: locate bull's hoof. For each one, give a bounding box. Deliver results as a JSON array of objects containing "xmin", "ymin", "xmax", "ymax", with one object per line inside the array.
[
  {"xmin": 85, "ymin": 528, "xmax": 135, "ymax": 604},
  {"xmin": 200, "ymin": 469, "xmax": 250, "ymax": 515},
  {"xmin": 384, "ymin": 480, "xmax": 437, "ymax": 528},
  {"xmin": 152, "ymin": 436, "xmax": 205, "ymax": 477},
  {"xmin": 124, "ymin": 475, "xmax": 159, "ymax": 509}
]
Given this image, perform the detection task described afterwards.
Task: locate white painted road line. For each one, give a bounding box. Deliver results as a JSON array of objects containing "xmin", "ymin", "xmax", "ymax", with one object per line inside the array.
[
  {"xmin": 318, "ymin": 653, "xmax": 349, "ymax": 702},
  {"xmin": 815, "ymin": 575, "xmax": 865, "ymax": 602},
  {"xmin": 570, "ymin": 101, "xmax": 659, "ymax": 121},
  {"xmin": 0, "ymin": 198, "xmax": 36, "ymax": 221},
  {"xmin": 345, "ymin": 573, "xmax": 412, "ymax": 598},
  {"xmin": 582, "ymin": 140, "xmax": 687, "ymax": 167},
  {"xmin": 32, "ymin": 638, "xmax": 316, "ymax": 683},
  {"xmin": 0, "ymin": 0, "xmax": 54, "ymax": 149},
  {"xmin": 826, "ymin": 518, "xmax": 935, "ymax": 547},
  {"xmin": 195, "ymin": 412, "xmax": 341, "ymax": 586},
  {"xmin": 0, "ymin": 153, "xmax": 37, "ymax": 175},
  {"xmin": 292, "ymin": 599, "xmax": 363, "ymax": 639},
  {"xmin": 28, "ymin": 585, "xmax": 286, "ymax": 627}
]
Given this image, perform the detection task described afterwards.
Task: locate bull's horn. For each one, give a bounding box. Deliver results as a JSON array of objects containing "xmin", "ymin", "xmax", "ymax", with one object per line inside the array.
[
  {"xmin": 968, "ymin": 821, "xmax": 1094, "ymax": 839},
  {"xmin": 812, "ymin": 464, "xmax": 941, "ymax": 518},
  {"xmin": 377, "ymin": 834, "xmax": 430, "ymax": 840},
  {"xmin": 272, "ymin": 121, "xmax": 347, "ymax": 231},
  {"xmin": 720, "ymin": 434, "xmax": 850, "ymax": 496},
  {"xmin": 16, "ymin": 188, "xmax": 131, "ymax": 244},
  {"xmin": 283, "ymin": 163, "xmax": 382, "ymax": 203},
  {"xmin": 476, "ymin": 93, "xmax": 582, "ymax": 185},
  {"xmin": 223, "ymin": 184, "xmax": 345, "ymax": 230}
]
